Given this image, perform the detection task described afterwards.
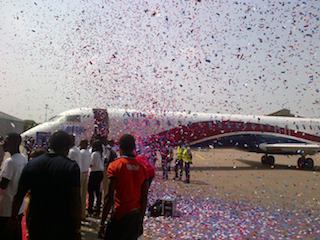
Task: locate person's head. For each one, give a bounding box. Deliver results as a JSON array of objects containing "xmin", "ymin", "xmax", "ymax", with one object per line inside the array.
[
  {"xmin": 48, "ymin": 131, "xmax": 73, "ymax": 157},
  {"xmin": 3, "ymin": 133, "xmax": 22, "ymax": 154},
  {"xmin": 29, "ymin": 148, "xmax": 46, "ymax": 160},
  {"xmin": 119, "ymin": 134, "xmax": 136, "ymax": 157},
  {"xmin": 70, "ymin": 135, "xmax": 76, "ymax": 147},
  {"xmin": 79, "ymin": 139, "xmax": 88, "ymax": 150},
  {"xmin": 108, "ymin": 139, "xmax": 115, "ymax": 147},
  {"xmin": 92, "ymin": 140, "xmax": 103, "ymax": 153}
]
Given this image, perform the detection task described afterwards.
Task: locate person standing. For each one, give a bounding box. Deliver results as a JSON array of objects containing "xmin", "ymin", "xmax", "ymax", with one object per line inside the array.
[
  {"xmin": 167, "ymin": 146, "xmax": 174, "ymax": 172},
  {"xmin": 160, "ymin": 147, "xmax": 169, "ymax": 180},
  {"xmin": 0, "ymin": 133, "xmax": 27, "ymax": 240},
  {"xmin": 88, "ymin": 141, "xmax": 104, "ymax": 216},
  {"xmin": 0, "ymin": 136, "xmax": 5, "ymax": 168},
  {"xmin": 11, "ymin": 131, "xmax": 81, "ymax": 240},
  {"xmin": 99, "ymin": 134, "xmax": 149, "ymax": 240},
  {"xmin": 174, "ymin": 144, "xmax": 183, "ymax": 180},
  {"xmin": 79, "ymin": 139, "xmax": 91, "ymax": 220},
  {"xmin": 68, "ymin": 135, "xmax": 81, "ymax": 167},
  {"xmin": 102, "ymin": 140, "xmax": 118, "ymax": 201},
  {"xmin": 182, "ymin": 145, "xmax": 193, "ymax": 184}
]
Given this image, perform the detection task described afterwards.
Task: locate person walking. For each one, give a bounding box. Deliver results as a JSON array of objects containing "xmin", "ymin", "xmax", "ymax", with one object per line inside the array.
[
  {"xmin": 0, "ymin": 133, "xmax": 27, "ymax": 240},
  {"xmin": 99, "ymin": 134, "xmax": 149, "ymax": 240},
  {"xmin": 11, "ymin": 131, "xmax": 81, "ymax": 240},
  {"xmin": 88, "ymin": 141, "xmax": 104, "ymax": 216}
]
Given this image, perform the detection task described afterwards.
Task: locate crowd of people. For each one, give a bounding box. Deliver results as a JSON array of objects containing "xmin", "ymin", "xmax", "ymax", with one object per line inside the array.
[{"xmin": 0, "ymin": 131, "xmax": 192, "ymax": 240}]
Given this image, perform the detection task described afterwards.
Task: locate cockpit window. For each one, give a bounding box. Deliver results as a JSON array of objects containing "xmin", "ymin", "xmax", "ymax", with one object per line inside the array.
[
  {"xmin": 48, "ymin": 115, "xmax": 63, "ymax": 122},
  {"xmin": 66, "ymin": 115, "xmax": 81, "ymax": 122}
]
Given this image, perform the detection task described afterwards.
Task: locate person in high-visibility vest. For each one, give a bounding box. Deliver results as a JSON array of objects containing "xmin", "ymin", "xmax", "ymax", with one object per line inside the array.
[
  {"xmin": 182, "ymin": 145, "xmax": 192, "ymax": 183},
  {"xmin": 174, "ymin": 145, "xmax": 183, "ymax": 180}
]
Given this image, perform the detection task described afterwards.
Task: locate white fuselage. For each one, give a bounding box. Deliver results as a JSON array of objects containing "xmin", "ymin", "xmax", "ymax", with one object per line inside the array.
[{"xmin": 22, "ymin": 108, "xmax": 320, "ymax": 155}]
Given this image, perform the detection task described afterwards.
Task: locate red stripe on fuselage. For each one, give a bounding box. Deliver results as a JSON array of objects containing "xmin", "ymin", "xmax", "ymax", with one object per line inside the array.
[{"xmin": 148, "ymin": 121, "xmax": 320, "ymax": 146}]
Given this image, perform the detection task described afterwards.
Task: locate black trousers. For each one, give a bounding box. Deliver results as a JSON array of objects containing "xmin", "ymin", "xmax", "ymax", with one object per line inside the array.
[
  {"xmin": 104, "ymin": 211, "xmax": 141, "ymax": 240},
  {"xmin": 0, "ymin": 215, "xmax": 23, "ymax": 240},
  {"xmin": 161, "ymin": 159, "xmax": 168, "ymax": 180},
  {"xmin": 185, "ymin": 162, "xmax": 191, "ymax": 182},
  {"xmin": 174, "ymin": 159, "xmax": 183, "ymax": 179},
  {"xmin": 88, "ymin": 171, "xmax": 104, "ymax": 215}
]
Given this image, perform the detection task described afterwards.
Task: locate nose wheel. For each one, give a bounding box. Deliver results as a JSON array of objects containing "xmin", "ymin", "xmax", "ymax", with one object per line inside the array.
[
  {"xmin": 261, "ymin": 155, "xmax": 275, "ymax": 166},
  {"xmin": 297, "ymin": 157, "xmax": 314, "ymax": 170}
]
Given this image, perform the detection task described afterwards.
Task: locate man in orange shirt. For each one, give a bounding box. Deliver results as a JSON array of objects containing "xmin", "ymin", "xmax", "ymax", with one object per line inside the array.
[{"xmin": 99, "ymin": 134, "xmax": 149, "ymax": 240}]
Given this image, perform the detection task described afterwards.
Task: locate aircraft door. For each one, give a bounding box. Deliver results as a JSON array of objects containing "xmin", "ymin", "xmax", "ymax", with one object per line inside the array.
[{"xmin": 93, "ymin": 109, "xmax": 109, "ymax": 140}]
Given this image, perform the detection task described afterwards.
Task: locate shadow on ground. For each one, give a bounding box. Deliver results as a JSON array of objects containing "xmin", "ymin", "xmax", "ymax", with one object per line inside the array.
[{"xmin": 156, "ymin": 160, "xmax": 320, "ymax": 172}]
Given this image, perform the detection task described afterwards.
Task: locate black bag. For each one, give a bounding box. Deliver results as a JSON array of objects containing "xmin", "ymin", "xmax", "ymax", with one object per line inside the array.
[{"xmin": 148, "ymin": 200, "xmax": 163, "ymax": 217}]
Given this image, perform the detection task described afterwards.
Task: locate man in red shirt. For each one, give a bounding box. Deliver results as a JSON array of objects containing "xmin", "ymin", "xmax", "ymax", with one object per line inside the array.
[
  {"xmin": 99, "ymin": 134, "xmax": 149, "ymax": 240},
  {"xmin": 135, "ymin": 154, "xmax": 155, "ymax": 185}
]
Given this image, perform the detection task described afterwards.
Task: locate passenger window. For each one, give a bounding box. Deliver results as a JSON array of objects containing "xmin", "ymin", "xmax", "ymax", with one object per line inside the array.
[
  {"xmin": 296, "ymin": 125, "xmax": 299, "ymax": 130},
  {"xmin": 309, "ymin": 125, "xmax": 312, "ymax": 130},
  {"xmin": 302, "ymin": 124, "xmax": 306, "ymax": 130},
  {"xmin": 66, "ymin": 115, "xmax": 81, "ymax": 122}
]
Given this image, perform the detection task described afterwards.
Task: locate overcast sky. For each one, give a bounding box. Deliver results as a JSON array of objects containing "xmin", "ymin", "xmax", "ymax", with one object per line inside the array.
[{"xmin": 0, "ymin": 0, "xmax": 319, "ymax": 122}]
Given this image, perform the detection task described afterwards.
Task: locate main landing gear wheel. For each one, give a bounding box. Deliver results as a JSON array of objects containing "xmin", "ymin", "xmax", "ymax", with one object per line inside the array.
[
  {"xmin": 261, "ymin": 155, "xmax": 267, "ymax": 164},
  {"xmin": 261, "ymin": 155, "xmax": 275, "ymax": 166},
  {"xmin": 297, "ymin": 157, "xmax": 314, "ymax": 170}
]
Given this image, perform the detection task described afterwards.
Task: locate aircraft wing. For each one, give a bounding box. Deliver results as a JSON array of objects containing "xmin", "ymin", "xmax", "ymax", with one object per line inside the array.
[{"xmin": 259, "ymin": 143, "xmax": 320, "ymax": 155}]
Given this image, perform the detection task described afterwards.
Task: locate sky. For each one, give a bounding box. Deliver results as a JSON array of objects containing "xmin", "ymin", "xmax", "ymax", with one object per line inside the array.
[{"xmin": 0, "ymin": 0, "xmax": 319, "ymax": 122}]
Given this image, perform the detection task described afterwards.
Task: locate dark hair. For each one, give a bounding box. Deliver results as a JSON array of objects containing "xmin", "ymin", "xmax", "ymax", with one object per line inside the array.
[
  {"xmin": 7, "ymin": 133, "xmax": 22, "ymax": 146},
  {"xmin": 30, "ymin": 148, "xmax": 46, "ymax": 159},
  {"xmin": 92, "ymin": 140, "xmax": 103, "ymax": 154},
  {"xmin": 119, "ymin": 134, "xmax": 136, "ymax": 155},
  {"xmin": 49, "ymin": 131, "xmax": 72, "ymax": 152},
  {"xmin": 80, "ymin": 139, "xmax": 88, "ymax": 149}
]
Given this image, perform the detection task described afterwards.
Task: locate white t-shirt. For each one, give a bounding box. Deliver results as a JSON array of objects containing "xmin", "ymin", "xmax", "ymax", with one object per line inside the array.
[
  {"xmin": 79, "ymin": 149, "xmax": 91, "ymax": 173},
  {"xmin": 0, "ymin": 153, "xmax": 27, "ymax": 217},
  {"xmin": 68, "ymin": 146, "xmax": 81, "ymax": 167},
  {"xmin": 90, "ymin": 151, "xmax": 104, "ymax": 172}
]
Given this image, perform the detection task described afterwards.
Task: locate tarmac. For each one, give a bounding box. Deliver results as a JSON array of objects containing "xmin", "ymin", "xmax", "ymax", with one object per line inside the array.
[{"xmin": 81, "ymin": 148, "xmax": 320, "ymax": 239}]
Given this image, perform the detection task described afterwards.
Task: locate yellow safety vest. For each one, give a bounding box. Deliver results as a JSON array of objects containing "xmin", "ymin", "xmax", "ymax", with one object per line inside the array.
[
  {"xmin": 182, "ymin": 148, "xmax": 192, "ymax": 163},
  {"xmin": 177, "ymin": 146, "xmax": 183, "ymax": 160}
]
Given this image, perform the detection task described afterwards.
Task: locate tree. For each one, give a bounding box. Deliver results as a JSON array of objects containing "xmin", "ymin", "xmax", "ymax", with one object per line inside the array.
[{"xmin": 23, "ymin": 120, "xmax": 38, "ymax": 131}]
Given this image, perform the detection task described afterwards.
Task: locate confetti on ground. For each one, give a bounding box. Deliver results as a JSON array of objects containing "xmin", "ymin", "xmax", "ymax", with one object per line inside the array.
[{"xmin": 144, "ymin": 177, "xmax": 320, "ymax": 239}]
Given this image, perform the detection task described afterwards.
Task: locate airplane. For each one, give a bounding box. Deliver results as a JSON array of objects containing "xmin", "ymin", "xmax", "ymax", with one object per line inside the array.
[{"xmin": 21, "ymin": 107, "xmax": 320, "ymax": 170}]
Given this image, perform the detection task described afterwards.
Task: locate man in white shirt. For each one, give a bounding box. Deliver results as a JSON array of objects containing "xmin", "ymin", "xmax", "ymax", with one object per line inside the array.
[
  {"xmin": 88, "ymin": 141, "xmax": 104, "ymax": 216},
  {"xmin": 0, "ymin": 133, "xmax": 27, "ymax": 240},
  {"xmin": 79, "ymin": 140, "xmax": 91, "ymax": 220},
  {"xmin": 68, "ymin": 135, "xmax": 81, "ymax": 167}
]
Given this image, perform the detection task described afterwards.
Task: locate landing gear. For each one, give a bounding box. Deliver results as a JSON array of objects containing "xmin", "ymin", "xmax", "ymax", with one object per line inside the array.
[
  {"xmin": 297, "ymin": 157, "xmax": 314, "ymax": 170},
  {"xmin": 261, "ymin": 155, "xmax": 275, "ymax": 166}
]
